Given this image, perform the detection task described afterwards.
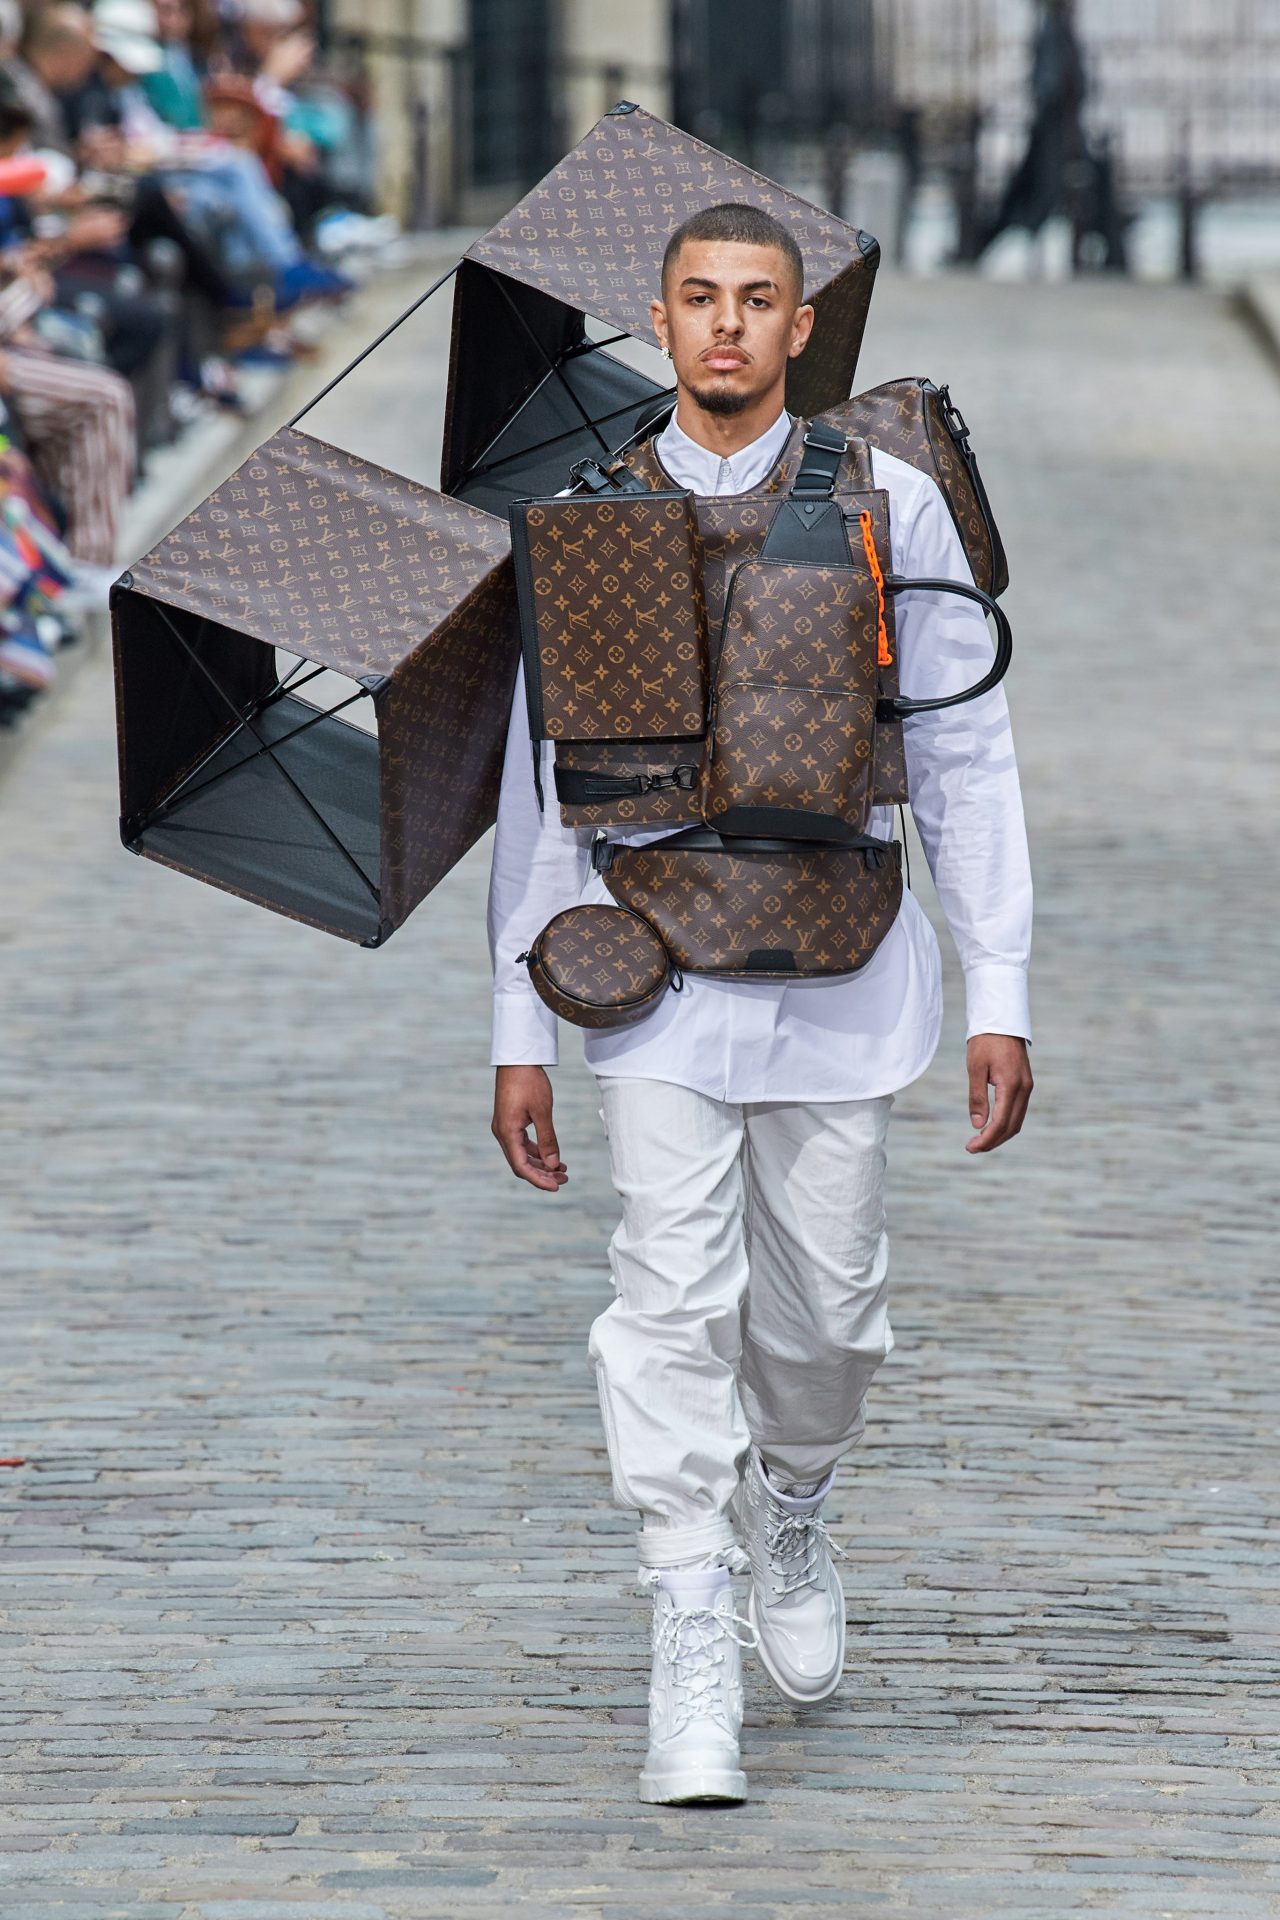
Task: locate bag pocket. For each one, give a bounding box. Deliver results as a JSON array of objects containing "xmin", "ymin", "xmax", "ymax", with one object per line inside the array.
[
  {"xmin": 701, "ymin": 681, "xmax": 876, "ymax": 838},
  {"xmin": 698, "ymin": 556, "xmax": 881, "ymax": 840},
  {"xmin": 509, "ymin": 492, "xmax": 709, "ymax": 744}
]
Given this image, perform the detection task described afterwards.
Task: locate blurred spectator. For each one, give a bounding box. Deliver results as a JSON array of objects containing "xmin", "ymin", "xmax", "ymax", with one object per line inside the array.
[
  {"xmin": 7, "ymin": 1, "xmax": 95, "ymax": 150},
  {"xmin": 0, "ymin": 71, "xmax": 135, "ymax": 577},
  {"xmin": 0, "ymin": 0, "xmax": 389, "ymax": 730},
  {"xmin": 141, "ymin": 0, "xmax": 204, "ymax": 129}
]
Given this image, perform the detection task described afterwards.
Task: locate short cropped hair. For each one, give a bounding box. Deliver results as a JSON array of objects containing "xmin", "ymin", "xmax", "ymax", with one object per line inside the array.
[
  {"xmin": 661, "ymin": 202, "xmax": 805, "ymax": 304},
  {"xmin": 0, "ymin": 72, "xmax": 35, "ymax": 142}
]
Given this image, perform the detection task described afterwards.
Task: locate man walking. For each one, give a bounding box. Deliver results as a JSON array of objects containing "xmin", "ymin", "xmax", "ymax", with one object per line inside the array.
[{"xmin": 487, "ymin": 203, "xmax": 1033, "ymax": 1804}]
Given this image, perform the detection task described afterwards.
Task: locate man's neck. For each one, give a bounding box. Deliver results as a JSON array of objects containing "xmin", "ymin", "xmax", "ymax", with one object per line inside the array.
[{"xmin": 672, "ymin": 382, "xmax": 789, "ymax": 458}]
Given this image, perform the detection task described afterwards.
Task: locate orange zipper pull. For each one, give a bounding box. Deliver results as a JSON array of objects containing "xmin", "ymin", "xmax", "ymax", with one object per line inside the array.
[{"xmin": 859, "ymin": 510, "xmax": 893, "ymax": 667}]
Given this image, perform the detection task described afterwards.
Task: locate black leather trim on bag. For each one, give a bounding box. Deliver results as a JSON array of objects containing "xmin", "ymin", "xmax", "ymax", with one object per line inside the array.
[
  {"xmin": 555, "ymin": 761, "xmax": 700, "ymax": 804},
  {"xmin": 934, "ymin": 384, "xmax": 1010, "ymax": 597}
]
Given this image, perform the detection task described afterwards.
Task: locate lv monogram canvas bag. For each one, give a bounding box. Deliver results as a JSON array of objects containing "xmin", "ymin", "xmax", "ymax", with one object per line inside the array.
[
  {"xmin": 832, "ymin": 378, "xmax": 1009, "ymax": 599},
  {"xmin": 509, "ymin": 491, "xmax": 708, "ymax": 807},
  {"xmin": 697, "ymin": 545, "xmax": 885, "ymax": 842},
  {"xmin": 593, "ymin": 826, "xmax": 903, "ymax": 981},
  {"xmin": 517, "ymin": 903, "xmax": 681, "ymax": 1027},
  {"xmin": 523, "ymin": 423, "xmax": 1012, "ymax": 988}
]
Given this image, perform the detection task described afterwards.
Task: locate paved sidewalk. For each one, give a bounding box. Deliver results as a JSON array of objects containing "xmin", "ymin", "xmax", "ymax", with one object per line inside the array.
[{"xmin": 1, "ymin": 271, "xmax": 1278, "ymax": 1919}]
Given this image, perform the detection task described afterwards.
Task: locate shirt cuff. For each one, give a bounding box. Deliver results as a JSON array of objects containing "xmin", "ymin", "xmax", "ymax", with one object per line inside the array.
[
  {"xmin": 490, "ymin": 990, "xmax": 560, "ymax": 1067},
  {"xmin": 964, "ymin": 963, "xmax": 1032, "ymax": 1045}
]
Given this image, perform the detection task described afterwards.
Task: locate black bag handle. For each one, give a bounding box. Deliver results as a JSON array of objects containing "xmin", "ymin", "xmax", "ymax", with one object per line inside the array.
[{"xmin": 878, "ymin": 574, "xmax": 1013, "ymax": 719}]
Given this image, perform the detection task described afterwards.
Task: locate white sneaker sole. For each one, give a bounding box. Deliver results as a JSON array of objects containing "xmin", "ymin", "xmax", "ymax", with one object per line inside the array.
[
  {"xmin": 746, "ymin": 1583, "xmax": 845, "ymax": 1707},
  {"xmin": 638, "ymin": 1764, "xmax": 747, "ymax": 1805}
]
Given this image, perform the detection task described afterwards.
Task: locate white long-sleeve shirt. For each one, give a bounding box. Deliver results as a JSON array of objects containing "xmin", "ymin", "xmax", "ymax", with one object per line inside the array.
[{"xmin": 485, "ymin": 408, "xmax": 1032, "ymax": 1101}]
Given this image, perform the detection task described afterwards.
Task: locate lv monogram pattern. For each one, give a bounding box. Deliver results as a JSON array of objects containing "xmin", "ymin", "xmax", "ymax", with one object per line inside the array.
[
  {"xmin": 525, "ymin": 904, "xmax": 672, "ymax": 1028},
  {"xmin": 829, "ymin": 380, "xmax": 1007, "ymax": 598},
  {"xmin": 121, "ymin": 426, "xmax": 521, "ymax": 940},
  {"xmin": 515, "ymin": 494, "xmax": 707, "ymax": 739},
  {"xmin": 128, "ymin": 428, "xmax": 511, "ymax": 677},
  {"xmin": 700, "ymin": 559, "xmax": 881, "ymax": 832},
  {"xmin": 602, "ymin": 838, "xmax": 903, "ymax": 978},
  {"xmin": 555, "ymin": 429, "xmax": 908, "ymax": 828},
  {"xmin": 466, "ymin": 107, "xmax": 877, "ymax": 421}
]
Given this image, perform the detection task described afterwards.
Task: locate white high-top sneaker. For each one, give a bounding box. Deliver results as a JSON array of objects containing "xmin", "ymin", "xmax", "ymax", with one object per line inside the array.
[
  {"xmin": 638, "ymin": 1566, "xmax": 755, "ymax": 1805},
  {"xmin": 733, "ymin": 1449, "xmax": 846, "ymax": 1705}
]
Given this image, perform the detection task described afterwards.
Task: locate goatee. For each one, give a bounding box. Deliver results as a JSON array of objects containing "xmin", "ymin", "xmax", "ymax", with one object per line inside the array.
[{"xmin": 688, "ymin": 381, "xmax": 754, "ymax": 418}]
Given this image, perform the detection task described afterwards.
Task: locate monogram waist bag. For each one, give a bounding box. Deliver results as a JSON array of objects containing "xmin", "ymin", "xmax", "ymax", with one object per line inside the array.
[{"xmin": 592, "ymin": 825, "xmax": 903, "ymax": 981}]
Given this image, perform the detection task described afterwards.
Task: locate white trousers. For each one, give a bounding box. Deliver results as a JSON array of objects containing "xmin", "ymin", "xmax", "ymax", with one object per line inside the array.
[{"xmin": 588, "ymin": 1075, "xmax": 895, "ymax": 1570}]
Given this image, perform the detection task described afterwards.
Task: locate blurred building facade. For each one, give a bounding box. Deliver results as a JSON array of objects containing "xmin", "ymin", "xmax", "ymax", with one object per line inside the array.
[
  {"xmin": 325, "ymin": 0, "xmax": 1280, "ymax": 277},
  {"xmin": 889, "ymin": 1, "xmax": 1280, "ymax": 199},
  {"xmin": 324, "ymin": 0, "xmax": 670, "ymax": 227}
]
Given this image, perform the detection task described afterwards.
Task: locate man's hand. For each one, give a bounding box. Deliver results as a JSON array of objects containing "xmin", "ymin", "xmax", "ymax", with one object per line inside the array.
[
  {"xmin": 492, "ymin": 1065, "xmax": 568, "ymax": 1192},
  {"xmin": 262, "ymin": 29, "xmax": 316, "ymax": 86},
  {"xmin": 965, "ymin": 1034, "xmax": 1033, "ymax": 1154}
]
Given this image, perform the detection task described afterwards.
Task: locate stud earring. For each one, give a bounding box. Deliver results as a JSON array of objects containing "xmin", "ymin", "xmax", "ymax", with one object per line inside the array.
[{"xmin": 661, "ymin": 345, "xmax": 671, "ymax": 360}]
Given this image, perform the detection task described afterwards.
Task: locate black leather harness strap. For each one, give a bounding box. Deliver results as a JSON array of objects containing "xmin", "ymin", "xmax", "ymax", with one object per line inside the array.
[
  {"xmin": 790, "ymin": 420, "xmax": 848, "ymax": 497},
  {"xmin": 759, "ymin": 422, "xmax": 856, "ymax": 565},
  {"xmin": 591, "ymin": 823, "xmax": 898, "ymax": 872}
]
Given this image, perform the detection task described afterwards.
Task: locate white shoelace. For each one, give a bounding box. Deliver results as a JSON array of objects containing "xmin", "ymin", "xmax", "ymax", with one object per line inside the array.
[
  {"xmin": 652, "ymin": 1602, "xmax": 758, "ymax": 1736},
  {"xmin": 763, "ymin": 1506, "xmax": 847, "ymax": 1599}
]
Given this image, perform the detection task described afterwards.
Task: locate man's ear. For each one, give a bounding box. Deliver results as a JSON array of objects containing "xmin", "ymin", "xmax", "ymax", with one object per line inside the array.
[
  {"xmin": 649, "ymin": 295, "xmax": 669, "ymax": 355},
  {"xmin": 788, "ymin": 302, "xmax": 816, "ymax": 359}
]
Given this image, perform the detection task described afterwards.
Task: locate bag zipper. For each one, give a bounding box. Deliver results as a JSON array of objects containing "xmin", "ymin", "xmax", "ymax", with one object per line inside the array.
[{"xmin": 720, "ymin": 679, "xmax": 876, "ymax": 699}]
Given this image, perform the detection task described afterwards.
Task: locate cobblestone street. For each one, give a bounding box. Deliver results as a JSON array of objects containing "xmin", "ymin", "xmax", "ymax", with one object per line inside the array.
[{"xmin": 1, "ymin": 269, "xmax": 1278, "ymax": 1918}]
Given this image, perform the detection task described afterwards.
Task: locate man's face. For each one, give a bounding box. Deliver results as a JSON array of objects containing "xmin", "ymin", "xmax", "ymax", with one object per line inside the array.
[
  {"xmin": 33, "ymin": 8, "xmax": 96, "ymax": 90},
  {"xmin": 650, "ymin": 238, "xmax": 814, "ymax": 418}
]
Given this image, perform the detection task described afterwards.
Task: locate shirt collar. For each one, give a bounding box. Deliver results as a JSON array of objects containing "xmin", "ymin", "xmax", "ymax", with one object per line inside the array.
[{"xmin": 654, "ymin": 406, "xmax": 794, "ymax": 497}]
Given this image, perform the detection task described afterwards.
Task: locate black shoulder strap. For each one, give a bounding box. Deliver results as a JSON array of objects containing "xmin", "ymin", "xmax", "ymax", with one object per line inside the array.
[
  {"xmin": 790, "ymin": 420, "xmax": 848, "ymax": 498},
  {"xmin": 760, "ymin": 421, "xmax": 855, "ymax": 564}
]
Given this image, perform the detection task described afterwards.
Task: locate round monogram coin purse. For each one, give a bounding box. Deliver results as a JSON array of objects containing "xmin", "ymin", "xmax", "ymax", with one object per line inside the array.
[{"xmin": 516, "ymin": 904, "xmax": 682, "ymax": 1029}]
